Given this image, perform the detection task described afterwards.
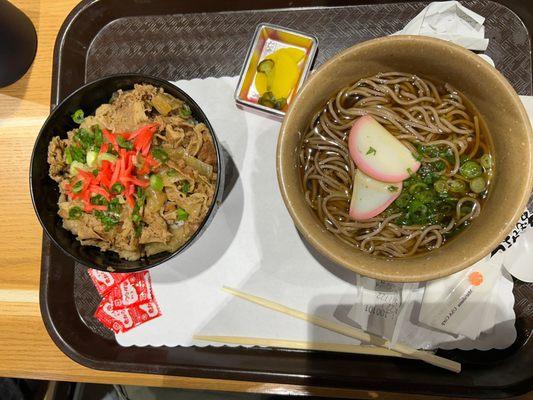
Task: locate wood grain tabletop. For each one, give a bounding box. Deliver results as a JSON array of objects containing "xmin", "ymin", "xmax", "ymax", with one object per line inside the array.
[{"xmin": 0, "ymin": 1, "xmax": 530, "ymax": 398}]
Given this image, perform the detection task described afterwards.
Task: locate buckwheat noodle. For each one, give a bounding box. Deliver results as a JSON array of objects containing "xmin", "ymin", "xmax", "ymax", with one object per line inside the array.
[{"xmin": 299, "ymin": 72, "xmax": 488, "ymax": 257}]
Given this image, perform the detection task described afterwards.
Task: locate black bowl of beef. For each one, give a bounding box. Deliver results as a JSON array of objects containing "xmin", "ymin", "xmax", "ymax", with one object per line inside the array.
[{"xmin": 30, "ymin": 74, "xmax": 225, "ymax": 272}]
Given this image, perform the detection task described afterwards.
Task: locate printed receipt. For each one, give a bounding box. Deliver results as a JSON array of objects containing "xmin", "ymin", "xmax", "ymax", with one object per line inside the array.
[{"xmin": 347, "ymin": 276, "xmax": 403, "ymax": 339}]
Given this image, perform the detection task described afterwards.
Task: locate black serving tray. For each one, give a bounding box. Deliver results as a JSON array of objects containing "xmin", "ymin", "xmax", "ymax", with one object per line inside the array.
[{"xmin": 41, "ymin": 0, "xmax": 533, "ymax": 397}]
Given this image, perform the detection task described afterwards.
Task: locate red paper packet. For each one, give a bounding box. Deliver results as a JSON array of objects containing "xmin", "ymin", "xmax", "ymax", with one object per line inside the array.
[
  {"xmin": 94, "ymin": 295, "xmax": 162, "ymax": 334},
  {"xmin": 89, "ymin": 268, "xmax": 162, "ymax": 334},
  {"xmin": 87, "ymin": 269, "xmax": 129, "ymax": 296},
  {"xmin": 108, "ymin": 271, "xmax": 154, "ymax": 310}
]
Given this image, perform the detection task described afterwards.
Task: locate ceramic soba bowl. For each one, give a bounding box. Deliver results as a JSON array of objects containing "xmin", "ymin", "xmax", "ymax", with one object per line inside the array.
[{"xmin": 277, "ymin": 35, "xmax": 533, "ymax": 282}]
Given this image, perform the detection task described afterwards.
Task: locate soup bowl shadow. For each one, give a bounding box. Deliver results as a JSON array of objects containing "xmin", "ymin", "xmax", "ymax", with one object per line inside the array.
[{"xmin": 277, "ymin": 35, "xmax": 533, "ymax": 282}]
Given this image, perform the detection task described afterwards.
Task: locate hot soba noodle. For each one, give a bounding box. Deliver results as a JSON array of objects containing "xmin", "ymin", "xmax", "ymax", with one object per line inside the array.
[{"xmin": 299, "ymin": 72, "xmax": 493, "ymax": 258}]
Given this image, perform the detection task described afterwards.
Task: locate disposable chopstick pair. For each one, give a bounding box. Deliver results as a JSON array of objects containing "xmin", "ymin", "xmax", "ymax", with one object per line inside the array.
[
  {"xmin": 221, "ymin": 286, "xmax": 461, "ymax": 373},
  {"xmin": 193, "ymin": 335, "xmax": 408, "ymax": 358}
]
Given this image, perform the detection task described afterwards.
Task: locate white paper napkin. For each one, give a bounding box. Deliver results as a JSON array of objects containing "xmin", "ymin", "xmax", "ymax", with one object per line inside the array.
[{"xmin": 394, "ymin": 1, "xmax": 489, "ymax": 51}]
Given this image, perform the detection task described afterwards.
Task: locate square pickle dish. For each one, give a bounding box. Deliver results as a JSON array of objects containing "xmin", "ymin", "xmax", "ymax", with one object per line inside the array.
[{"xmin": 235, "ymin": 23, "xmax": 318, "ymax": 120}]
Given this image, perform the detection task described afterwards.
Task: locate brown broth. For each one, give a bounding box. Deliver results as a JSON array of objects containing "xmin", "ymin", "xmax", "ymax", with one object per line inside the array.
[{"xmin": 298, "ymin": 73, "xmax": 493, "ymax": 258}]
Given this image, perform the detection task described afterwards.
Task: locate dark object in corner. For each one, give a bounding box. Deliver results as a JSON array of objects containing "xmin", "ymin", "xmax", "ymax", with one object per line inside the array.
[{"xmin": 0, "ymin": 0, "xmax": 37, "ymax": 88}]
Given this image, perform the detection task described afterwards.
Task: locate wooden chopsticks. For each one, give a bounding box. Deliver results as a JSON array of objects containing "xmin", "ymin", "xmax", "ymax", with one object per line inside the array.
[
  {"xmin": 193, "ymin": 335, "xmax": 410, "ymax": 358},
  {"xmin": 221, "ymin": 286, "xmax": 461, "ymax": 373}
]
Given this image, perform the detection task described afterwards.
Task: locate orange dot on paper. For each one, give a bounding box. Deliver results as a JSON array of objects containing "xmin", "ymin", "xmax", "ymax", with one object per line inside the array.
[{"xmin": 468, "ymin": 271, "xmax": 484, "ymax": 286}]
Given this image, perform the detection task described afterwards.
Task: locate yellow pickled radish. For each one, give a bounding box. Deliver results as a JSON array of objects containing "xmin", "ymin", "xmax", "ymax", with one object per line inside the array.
[
  {"xmin": 270, "ymin": 53, "xmax": 299, "ymax": 99},
  {"xmin": 254, "ymin": 47, "xmax": 305, "ymax": 104},
  {"xmin": 254, "ymin": 72, "xmax": 268, "ymax": 95},
  {"xmin": 273, "ymin": 47, "xmax": 305, "ymax": 63}
]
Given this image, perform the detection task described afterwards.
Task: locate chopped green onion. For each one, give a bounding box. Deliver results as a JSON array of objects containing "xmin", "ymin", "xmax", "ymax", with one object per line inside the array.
[
  {"xmin": 459, "ymin": 154, "xmax": 470, "ymax": 164},
  {"xmin": 152, "ymin": 147, "xmax": 169, "ymax": 163},
  {"xmin": 422, "ymin": 171, "xmax": 439, "ymax": 185},
  {"xmin": 408, "ymin": 201, "xmax": 428, "ymax": 223},
  {"xmin": 73, "ymin": 128, "xmax": 93, "ymax": 149},
  {"xmin": 117, "ymin": 135, "xmax": 133, "ymax": 150},
  {"xmin": 387, "ymin": 185, "xmax": 398, "ymax": 193},
  {"xmin": 166, "ymin": 169, "xmax": 178, "ymax": 177},
  {"xmin": 409, "ymin": 182, "xmax": 427, "ymax": 194},
  {"xmin": 177, "ymin": 207, "xmax": 189, "ymax": 221},
  {"xmin": 418, "ymin": 145, "xmax": 440, "ymax": 158},
  {"xmin": 134, "ymin": 224, "xmax": 143, "ymax": 237},
  {"xmin": 414, "ymin": 190, "xmax": 435, "ymax": 204},
  {"xmin": 93, "ymin": 125, "xmax": 103, "ymax": 146},
  {"xmin": 366, "ymin": 146, "xmax": 377, "ymax": 156},
  {"xmin": 68, "ymin": 206, "xmax": 82, "ymax": 219},
  {"xmin": 111, "ymin": 183, "xmax": 124, "ymax": 194},
  {"xmin": 440, "ymin": 203, "xmax": 453, "ymax": 214},
  {"xmin": 447, "ymin": 179, "xmax": 467, "ymax": 193},
  {"xmin": 479, "ymin": 154, "xmax": 492, "ymax": 170},
  {"xmin": 86, "ymin": 150, "xmax": 98, "ymax": 167},
  {"xmin": 94, "ymin": 210, "xmax": 120, "ymax": 231},
  {"xmin": 434, "ymin": 179, "xmax": 448, "ymax": 194},
  {"xmin": 98, "ymin": 152, "xmax": 118, "ymax": 164},
  {"xmin": 136, "ymin": 187, "xmax": 145, "ymax": 203},
  {"xmin": 150, "ymin": 174, "xmax": 164, "ymax": 191},
  {"xmin": 179, "ymin": 103, "xmax": 192, "ymax": 118},
  {"xmin": 131, "ymin": 190, "xmax": 144, "ymax": 228},
  {"xmin": 90, "ymin": 195, "xmax": 108, "ymax": 206},
  {"xmin": 107, "ymin": 198, "xmax": 122, "ymax": 214},
  {"xmin": 434, "ymin": 160, "xmax": 446, "ymax": 171},
  {"xmin": 72, "ymin": 180, "xmax": 83, "ymax": 194},
  {"xmin": 470, "ymin": 177, "xmax": 487, "ymax": 194},
  {"xmin": 439, "ymin": 148, "xmax": 455, "ymax": 164},
  {"xmin": 68, "ymin": 145, "xmax": 86, "ymax": 163},
  {"xmin": 71, "ymin": 109, "xmax": 84, "ymax": 124},
  {"xmin": 459, "ymin": 203, "xmax": 474, "ymax": 216},
  {"xmin": 69, "ymin": 160, "xmax": 88, "ymax": 175},
  {"xmin": 394, "ymin": 193, "xmax": 411, "ymax": 209},
  {"xmin": 65, "ymin": 148, "xmax": 73, "ymax": 164},
  {"xmin": 460, "ymin": 160, "xmax": 482, "ymax": 179}
]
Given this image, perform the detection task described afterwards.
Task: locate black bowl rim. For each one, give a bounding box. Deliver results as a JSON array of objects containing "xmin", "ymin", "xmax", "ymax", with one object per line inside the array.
[{"xmin": 29, "ymin": 73, "xmax": 225, "ymax": 272}]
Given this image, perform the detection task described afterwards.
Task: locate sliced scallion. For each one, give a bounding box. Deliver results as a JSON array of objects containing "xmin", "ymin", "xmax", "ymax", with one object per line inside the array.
[
  {"xmin": 150, "ymin": 174, "xmax": 163, "ymax": 191},
  {"xmin": 86, "ymin": 150, "xmax": 98, "ymax": 167},
  {"xmin": 479, "ymin": 154, "xmax": 492, "ymax": 170},
  {"xmin": 460, "ymin": 160, "xmax": 482, "ymax": 179},
  {"xmin": 177, "ymin": 207, "xmax": 189, "ymax": 221},
  {"xmin": 470, "ymin": 177, "xmax": 487, "ymax": 194},
  {"xmin": 71, "ymin": 109, "xmax": 84, "ymax": 124},
  {"xmin": 68, "ymin": 206, "xmax": 82, "ymax": 219},
  {"xmin": 111, "ymin": 183, "xmax": 124, "ymax": 194},
  {"xmin": 72, "ymin": 180, "xmax": 83, "ymax": 194}
]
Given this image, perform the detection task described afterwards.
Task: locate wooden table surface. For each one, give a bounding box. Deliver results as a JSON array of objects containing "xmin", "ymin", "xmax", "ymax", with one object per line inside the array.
[{"xmin": 0, "ymin": 1, "xmax": 530, "ymax": 398}]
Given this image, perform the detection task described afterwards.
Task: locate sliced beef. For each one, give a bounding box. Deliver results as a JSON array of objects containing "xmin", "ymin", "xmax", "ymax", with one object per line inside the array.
[{"xmin": 47, "ymin": 136, "xmax": 68, "ymax": 182}]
